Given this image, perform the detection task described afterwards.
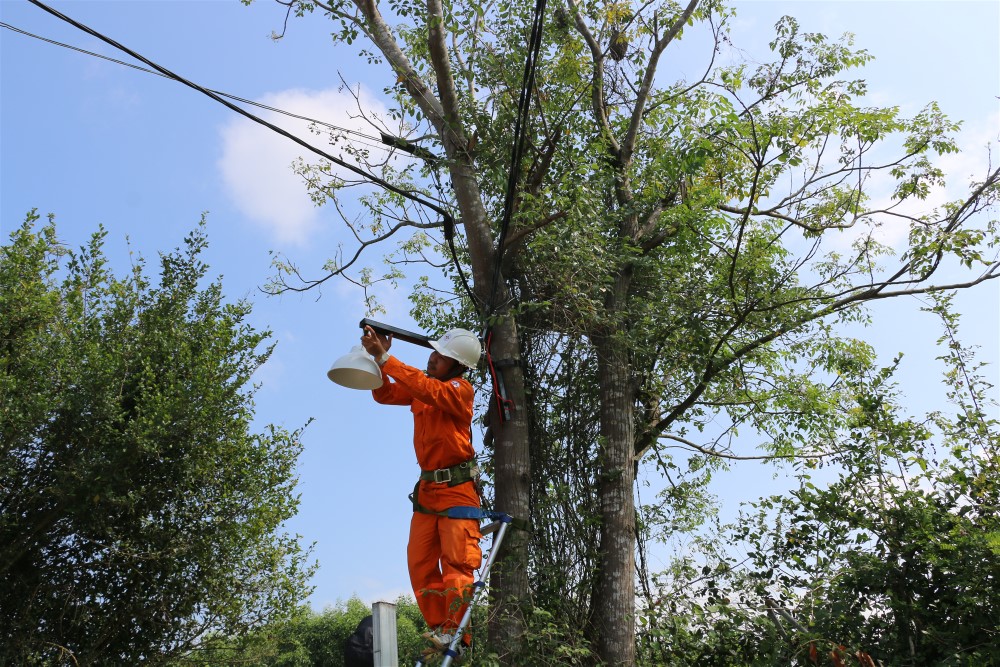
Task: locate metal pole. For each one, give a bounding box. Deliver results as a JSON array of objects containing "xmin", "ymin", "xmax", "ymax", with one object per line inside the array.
[{"xmin": 373, "ymin": 601, "xmax": 399, "ymax": 667}]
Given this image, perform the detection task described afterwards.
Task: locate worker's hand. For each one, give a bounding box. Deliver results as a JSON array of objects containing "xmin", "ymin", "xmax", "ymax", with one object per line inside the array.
[{"xmin": 361, "ymin": 325, "xmax": 392, "ymax": 357}]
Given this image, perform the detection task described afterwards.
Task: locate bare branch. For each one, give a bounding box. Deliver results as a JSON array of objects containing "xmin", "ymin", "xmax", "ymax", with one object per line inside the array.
[
  {"xmin": 656, "ymin": 433, "xmax": 835, "ymax": 462},
  {"xmin": 717, "ymin": 203, "xmax": 855, "ymax": 233},
  {"xmin": 265, "ymin": 217, "xmax": 446, "ymax": 294},
  {"xmin": 351, "ymin": 0, "xmax": 450, "ymax": 140}
]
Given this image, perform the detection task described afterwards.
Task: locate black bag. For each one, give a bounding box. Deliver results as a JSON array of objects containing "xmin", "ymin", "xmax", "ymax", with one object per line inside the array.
[{"xmin": 344, "ymin": 614, "xmax": 374, "ymax": 667}]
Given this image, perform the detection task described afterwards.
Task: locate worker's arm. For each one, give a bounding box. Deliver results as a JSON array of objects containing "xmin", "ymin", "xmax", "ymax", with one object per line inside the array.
[{"xmin": 371, "ymin": 362, "xmax": 413, "ymax": 406}]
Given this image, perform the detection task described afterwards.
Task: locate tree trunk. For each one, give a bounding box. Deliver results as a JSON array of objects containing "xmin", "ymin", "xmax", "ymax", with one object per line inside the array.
[
  {"xmin": 593, "ymin": 331, "xmax": 636, "ymax": 666},
  {"xmin": 485, "ymin": 313, "xmax": 531, "ymax": 659},
  {"xmin": 445, "ymin": 129, "xmax": 531, "ymax": 663},
  {"xmin": 348, "ymin": 0, "xmax": 579, "ymax": 656},
  {"xmin": 415, "ymin": 2, "xmax": 535, "ymax": 649}
]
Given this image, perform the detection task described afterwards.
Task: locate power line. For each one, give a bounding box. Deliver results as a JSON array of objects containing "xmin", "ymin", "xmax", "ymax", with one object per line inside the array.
[
  {"xmin": 0, "ymin": 20, "xmax": 390, "ymax": 151},
  {"xmin": 487, "ymin": 0, "xmax": 549, "ymax": 319},
  {"xmin": 23, "ymin": 0, "xmax": 557, "ymax": 435},
  {"xmin": 21, "ymin": 1, "xmax": 477, "ymax": 306},
  {"xmin": 480, "ymin": 0, "xmax": 549, "ymax": 425}
]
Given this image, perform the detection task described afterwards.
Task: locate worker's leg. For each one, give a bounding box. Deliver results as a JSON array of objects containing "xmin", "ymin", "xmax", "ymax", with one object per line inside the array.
[
  {"xmin": 438, "ymin": 518, "xmax": 482, "ymax": 633},
  {"xmin": 408, "ymin": 511, "xmax": 447, "ymax": 628}
]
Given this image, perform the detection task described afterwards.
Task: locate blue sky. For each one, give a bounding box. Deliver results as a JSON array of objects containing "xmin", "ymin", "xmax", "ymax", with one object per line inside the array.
[{"xmin": 2, "ymin": 0, "xmax": 998, "ymax": 611}]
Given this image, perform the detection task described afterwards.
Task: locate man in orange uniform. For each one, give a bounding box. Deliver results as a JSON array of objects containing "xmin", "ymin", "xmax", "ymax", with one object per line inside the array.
[{"xmin": 360, "ymin": 324, "xmax": 483, "ymax": 658}]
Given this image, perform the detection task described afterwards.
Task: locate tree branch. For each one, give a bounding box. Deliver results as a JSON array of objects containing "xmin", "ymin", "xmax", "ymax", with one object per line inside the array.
[
  {"xmin": 504, "ymin": 210, "xmax": 567, "ymax": 251},
  {"xmin": 622, "ymin": 0, "xmax": 699, "ymax": 163},
  {"xmin": 352, "ymin": 0, "xmax": 451, "ymax": 143},
  {"xmin": 264, "ymin": 217, "xmax": 446, "ymax": 294},
  {"xmin": 648, "ymin": 433, "xmax": 839, "ymax": 462},
  {"xmin": 426, "ymin": 0, "xmax": 472, "ymax": 156},
  {"xmin": 569, "ymin": 0, "xmax": 619, "ymax": 159}
]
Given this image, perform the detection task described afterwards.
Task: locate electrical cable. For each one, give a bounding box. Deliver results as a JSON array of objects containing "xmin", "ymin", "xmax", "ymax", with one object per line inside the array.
[
  {"xmin": 17, "ymin": 4, "xmax": 479, "ymax": 318},
  {"xmin": 480, "ymin": 0, "xmax": 549, "ymax": 424},
  {"xmin": 21, "ymin": 0, "xmax": 521, "ymax": 387},
  {"xmin": 0, "ymin": 21, "xmax": 393, "ymax": 150},
  {"xmin": 486, "ymin": 0, "xmax": 549, "ymax": 320},
  {"xmin": 24, "ymin": 1, "xmax": 459, "ymax": 248}
]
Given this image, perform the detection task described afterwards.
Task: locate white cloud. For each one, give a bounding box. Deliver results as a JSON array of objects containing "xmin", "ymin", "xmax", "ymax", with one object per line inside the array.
[{"xmin": 217, "ymin": 86, "xmax": 393, "ymax": 245}]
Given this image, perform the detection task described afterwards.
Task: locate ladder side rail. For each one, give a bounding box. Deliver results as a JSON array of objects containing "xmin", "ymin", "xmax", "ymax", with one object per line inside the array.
[{"xmin": 440, "ymin": 521, "xmax": 511, "ymax": 667}]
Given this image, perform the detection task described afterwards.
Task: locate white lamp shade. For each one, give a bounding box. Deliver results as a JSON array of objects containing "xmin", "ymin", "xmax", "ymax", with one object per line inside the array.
[{"xmin": 327, "ymin": 346, "xmax": 384, "ymax": 390}]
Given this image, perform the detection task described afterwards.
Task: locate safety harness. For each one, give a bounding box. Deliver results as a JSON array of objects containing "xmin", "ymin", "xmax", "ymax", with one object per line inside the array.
[{"xmin": 409, "ymin": 464, "xmax": 530, "ymax": 532}]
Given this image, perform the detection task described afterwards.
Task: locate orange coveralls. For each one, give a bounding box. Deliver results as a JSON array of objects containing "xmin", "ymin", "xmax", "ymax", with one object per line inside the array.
[{"xmin": 372, "ymin": 355, "xmax": 483, "ymax": 633}]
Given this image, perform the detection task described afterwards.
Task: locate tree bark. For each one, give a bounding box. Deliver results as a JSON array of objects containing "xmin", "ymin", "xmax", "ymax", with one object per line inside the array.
[
  {"xmin": 485, "ymin": 314, "xmax": 531, "ymax": 659},
  {"xmin": 593, "ymin": 331, "xmax": 637, "ymax": 666}
]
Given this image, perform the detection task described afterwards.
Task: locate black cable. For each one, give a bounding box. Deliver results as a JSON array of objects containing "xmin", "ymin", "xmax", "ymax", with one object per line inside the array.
[
  {"xmin": 477, "ymin": 0, "xmax": 548, "ymax": 425},
  {"xmin": 16, "ymin": 5, "xmax": 479, "ymax": 314},
  {"xmin": 0, "ymin": 21, "xmax": 392, "ymax": 150},
  {"xmin": 487, "ymin": 0, "xmax": 549, "ymax": 319},
  {"xmin": 24, "ymin": 1, "xmax": 457, "ymax": 243}
]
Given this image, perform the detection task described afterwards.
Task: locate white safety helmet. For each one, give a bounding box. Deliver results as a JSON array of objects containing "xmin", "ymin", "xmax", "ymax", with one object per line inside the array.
[{"xmin": 430, "ymin": 328, "xmax": 482, "ymax": 369}]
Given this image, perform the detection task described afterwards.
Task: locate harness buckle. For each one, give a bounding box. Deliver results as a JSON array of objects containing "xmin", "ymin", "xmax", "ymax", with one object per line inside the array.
[{"xmin": 432, "ymin": 468, "xmax": 452, "ymax": 483}]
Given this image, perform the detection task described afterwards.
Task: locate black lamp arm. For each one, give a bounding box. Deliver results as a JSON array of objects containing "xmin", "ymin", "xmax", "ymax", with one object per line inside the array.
[{"xmin": 359, "ymin": 318, "xmax": 433, "ymax": 349}]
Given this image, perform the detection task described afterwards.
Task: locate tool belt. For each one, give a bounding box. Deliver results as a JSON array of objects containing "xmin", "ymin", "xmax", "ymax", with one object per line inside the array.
[{"xmin": 419, "ymin": 459, "xmax": 479, "ymax": 486}]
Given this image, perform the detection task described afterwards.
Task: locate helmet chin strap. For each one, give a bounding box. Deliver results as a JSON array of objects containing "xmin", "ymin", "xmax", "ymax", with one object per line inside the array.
[{"xmin": 440, "ymin": 360, "xmax": 468, "ymax": 381}]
